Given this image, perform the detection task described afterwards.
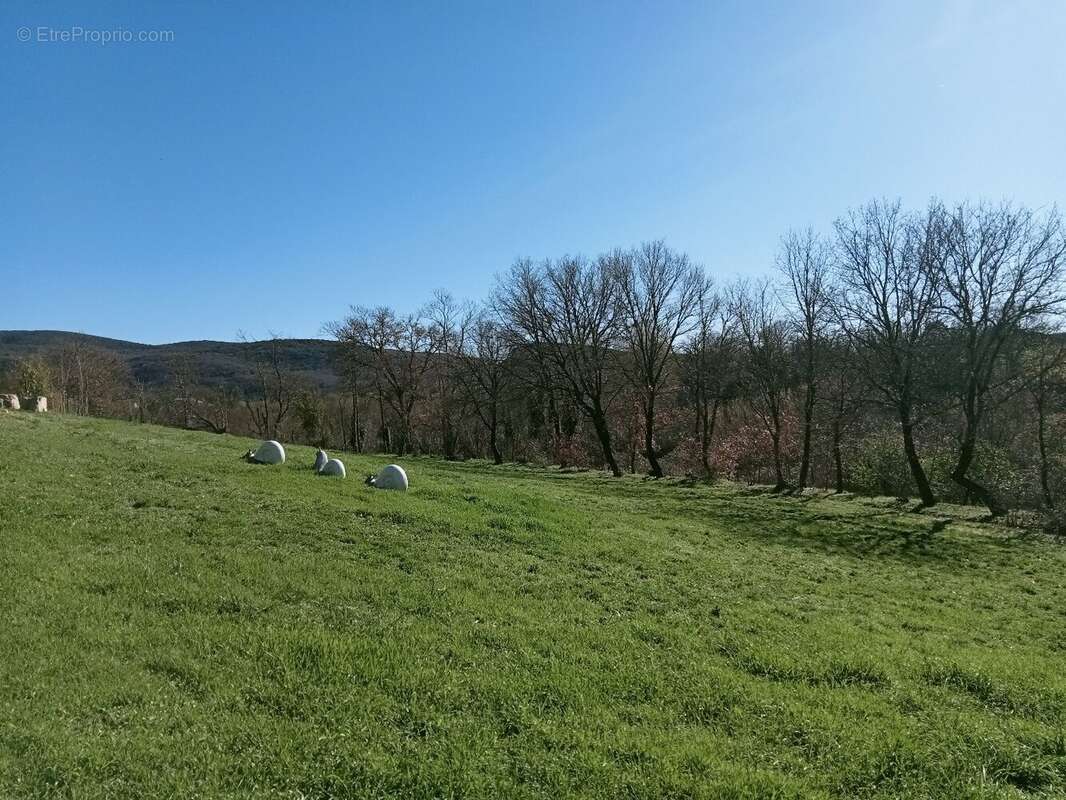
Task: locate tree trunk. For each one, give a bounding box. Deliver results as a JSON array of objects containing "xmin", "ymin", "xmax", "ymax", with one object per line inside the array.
[
  {"xmin": 643, "ymin": 395, "xmax": 663, "ymax": 478},
  {"xmin": 771, "ymin": 425, "xmax": 786, "ymax": 491},
  {"xmin": 949, "ymin": 387, "xmax": 1005, "ymax": 517},
  {"xmin": 547, "ymin": 393, "xmax": 566, "ymax": 467},
  {"xmin": 832, "ymin": 418, "xmax": 845, "ymax": 493},
  {"xmin": 1037, "ymin": 395, "xmax": 1054, "ymax": 509},
  {"xmin": 377, "ymin": 391, "xmax": 390, "ymax": 452},
  {"xmin": 591, "ymin": 403, "xmax": 622, "ymax": 477},
  {"xmin": 951, "ymin": 423, "xmax": 1006, "ymax": 517},
  {"xmin": 899, "ymin": 406, "xmax": 936, "ymax": 507},
  {"xmin": 349, "ymin": 388, "xmax": 362, "ymax": 451},
  {"xmin": 797, "ymin": 380, "xmax": 816, "ymax": 489},
  {"xmin": 397, "ymin": 408, "xmax": 412, "ymax": 456},
  {"xmin": 700, "ymin": 399, "xmax": 720, "ymax": 479},
  {"xmin": 489, "ymin": 405, "xmax": 503, "ymax": 465}
]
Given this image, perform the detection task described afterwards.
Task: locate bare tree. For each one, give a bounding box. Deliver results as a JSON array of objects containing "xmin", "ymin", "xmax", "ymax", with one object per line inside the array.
[
  {"xmin": 166, "ymin": 353, "xmax": 198, "ymax": 428},
  {"xmin": 165, "ymin": 353, "xmax": 236, "ymax": 433},
  {"xmin": 834, "ymin": 200, "xmax": 943, "ymax": 507},
  {"xmin": 193, "ymin": 385, "xmax": 238, "ymax": 434},
  {"xmin": 240, "ymin": 333, "xmax": 296, "ymax": 441},
  {"xmin": 425, "ymin": 290, "xmax": 464, "ymax": 459},
  {"xmin": 936, "ymin": 202, "xmax": 1066, "ymax": 516},
  {"xmin": 615, "ymin": 242, "xmax": 706, "ymax": 477},
  {"xmin": 778, "ymin": 229, "xmax": 833, "ymax": 489},
  {"xmin": 821, "ymin": 333, "xmax": 869, "ymax": 492},
  {"xmin": 681, "ymin": 290, "xmax": 738, "ymax": 478},
  {"xmin": 333, "ymin": 342, "xmax": 370, "ymax": 452},
  {"xmin": 329, "ymin": 306, "xmax": 438, "ymax": 455},
  {"xmin": 733, "ymin": 279, "xmax": 792, "ymax": 490},
  {"xmin": 497, "ymin": 254, "xmax": 625, "ymax": 476},
  {"xmin": 494, "ymin": 259, "xmax": 569, "ymax": 464},
  {"xmin": 456, "ymin": 307, "xmax": 511, "ymax": 464},
  {"xmin": 52, "ymin": 341, "xmax": 131, "ymax": 418}
]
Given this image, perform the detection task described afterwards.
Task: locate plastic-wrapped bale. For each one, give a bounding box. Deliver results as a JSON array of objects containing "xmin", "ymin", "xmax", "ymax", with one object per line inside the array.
[
  {"xmin": 248, "ymin": 440, "xmax": 286, "ymax": 465},
  {"xmin": 313, "ymin": 449, "xmax": 329, "ymax": 472},
  {"xmin": 366, "ymin": 464, "xmax": 408, "ymax": 491},
  {"xmin": 319, "ymin": 458, "xmax": 346, "ymax": 478},
  {"xmin": 0, "ymin": 394, "xmax": 19, "ymax": 410}
]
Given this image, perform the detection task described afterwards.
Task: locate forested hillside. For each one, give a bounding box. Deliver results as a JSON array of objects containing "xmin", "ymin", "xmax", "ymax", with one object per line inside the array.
[{"xmin": 0, "ymin": 330, "xmax": 341, "ymax": 392}]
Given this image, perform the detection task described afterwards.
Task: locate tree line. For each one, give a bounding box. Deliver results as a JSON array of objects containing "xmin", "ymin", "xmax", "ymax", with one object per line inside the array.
[{"xmin": 6, "ymin": 198, "xmax": 1066, "ymax": 521}]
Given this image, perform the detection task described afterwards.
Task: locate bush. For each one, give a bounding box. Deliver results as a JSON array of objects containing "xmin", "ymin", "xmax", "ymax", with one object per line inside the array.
[
  {"xmin": 1042, "ymin": 510, "xmax": 1066, "ymax": 536},
  {"xmin": 850, "ymin": 431, "xmax": 1031, "ymax": 509},
  {"xmin": 927, "ymin": 443, "xmax": 1027, "ymax": 508},
  {"xmin": 14, "ymin": 357, "xmax": 52, "ymax": 397},
  {"xmin": 848, "ymin": 431, "xmax": 914, "ymax": 499}
]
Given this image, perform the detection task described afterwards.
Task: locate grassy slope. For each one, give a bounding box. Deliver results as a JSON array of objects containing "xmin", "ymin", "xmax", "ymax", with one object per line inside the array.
[{"xmin": 0, "ymin": 413, "xmax": 1064, "ymax": 800}]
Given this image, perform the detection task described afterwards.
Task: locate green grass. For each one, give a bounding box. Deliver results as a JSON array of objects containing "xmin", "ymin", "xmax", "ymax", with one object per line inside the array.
[{"xmin": 1, "ymin": 412, "xmax": 1065, "ymax": 799}]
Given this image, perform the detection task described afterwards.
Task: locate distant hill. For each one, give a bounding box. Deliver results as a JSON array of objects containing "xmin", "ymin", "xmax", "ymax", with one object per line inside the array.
[{"xmin": 0, "ymin": 330, "xmax": 343, "ymax": 392}]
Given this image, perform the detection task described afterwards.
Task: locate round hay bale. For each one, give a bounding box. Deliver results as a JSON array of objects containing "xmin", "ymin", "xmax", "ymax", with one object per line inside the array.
[
  {"xmin": 368, "ymin": 464, "xmax": 408, "ymax": 491},
  {"xmin": 251, "ymin": 440, "xmax": 286, "ymax": 465},
  {"xmin": 319, "ymin": 458, "xmax": 346, "ymax": 478}
]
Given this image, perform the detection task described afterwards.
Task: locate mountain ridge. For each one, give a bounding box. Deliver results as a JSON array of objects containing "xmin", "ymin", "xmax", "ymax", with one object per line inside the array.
[{"xmin": 0, "ymin": 330, "xmax": 342, "ymax": 391}]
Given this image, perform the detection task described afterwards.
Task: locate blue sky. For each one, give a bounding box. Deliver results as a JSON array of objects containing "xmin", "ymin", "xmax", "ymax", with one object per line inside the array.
[{"xmin": 2, "ymin": 1, "xmax": 1064, "ymax": 344}]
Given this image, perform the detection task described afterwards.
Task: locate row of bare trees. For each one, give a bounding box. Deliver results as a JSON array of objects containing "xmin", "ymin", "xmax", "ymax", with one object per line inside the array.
[{"xmin": 322, "ymin": 199, "xmax": 1065, "ymax": 517}]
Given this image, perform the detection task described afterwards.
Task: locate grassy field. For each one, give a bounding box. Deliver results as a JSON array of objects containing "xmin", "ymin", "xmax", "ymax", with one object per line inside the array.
[{"xmin": 1, "ymin": 413, "xmax": 1064, "ymax": 799}]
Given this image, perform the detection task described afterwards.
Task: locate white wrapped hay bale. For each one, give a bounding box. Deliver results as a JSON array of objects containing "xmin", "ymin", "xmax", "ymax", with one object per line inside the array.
[
  {"xmin": 319, "ymin": 458, "xmax": 346, "ymax": 478},
  {"xmin": 366, "ymin": 464, "xmax": 408, "ymax": 491},
  {"xmin": 0, "ymin": 394, "xmax": 19, "ymax": 410},
  {"xmin": 247, "ymin": 440, "xmax": 286, "ymax": 464},
  {"xmin": 313, "ymin": 449, "xmax": 329, "ymax": 472}
]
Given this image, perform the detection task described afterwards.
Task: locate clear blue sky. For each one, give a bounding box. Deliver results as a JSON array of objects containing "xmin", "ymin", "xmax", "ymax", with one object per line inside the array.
[{"xmin": 3, "ymin": 1, "xmax": 1064, "ymax": 344}]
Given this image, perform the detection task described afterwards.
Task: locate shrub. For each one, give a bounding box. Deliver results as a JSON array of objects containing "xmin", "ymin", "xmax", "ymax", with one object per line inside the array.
[{"xmin": 848, "ymin": 431, "xmax": 914, "ymax": 499}]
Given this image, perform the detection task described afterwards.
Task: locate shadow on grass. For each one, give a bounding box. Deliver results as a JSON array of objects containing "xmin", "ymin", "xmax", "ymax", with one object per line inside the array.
[{"xmin": 402, "ymin": 456, "xmax": 1039, "ymax": 569}]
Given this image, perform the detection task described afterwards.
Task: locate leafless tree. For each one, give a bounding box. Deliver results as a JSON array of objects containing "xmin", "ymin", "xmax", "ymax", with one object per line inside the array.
[
  {"xmin": 733, "ymin": 279, "xmax": 792, "ymax": 490},
  {"xmin": 456, "ymin": 307, "xmax": 512, "ymax": 464},
  {"xmin": 681, "ymin": 290, "xmax": 738, "ymax": 478},
  {"xmin": 821, "ymin": 333, "xmax": 869, "ymax": 492},
  {"xmin": 493, "ymin": 259, "xmax": 568, "ymax": 464},
  {"xmin": 778, "ymin": 229, "xmax": 833, "ymax": 489},
  {"xmin": 936, "ymin": 202, "xmax": 1066, "ymax": 515},
  {"xmin": 239, "ymin": 333, "xmax": 297, "ymax": 440},
  {"xmin": 52, "ymin": 341, "xmax": 131, "ymax": 417},
  {"xmin": 834, "ymin": 200, "xmax": 944, "ymax": 507},
  {"xmin": 497, "ymin": 254, "xmax": 625, "ymax": 476},
  {"xmin": 329, "ymin": 306, "xmax": 438, "ymax": 455},
  {"xmin": 425, "ymin": 290, "xmax": 465, "ymax": 459},
  {"xmin": 193, "ymin": 385, "xmax": 238, "ymax": 434},
  {"xmin": 615, "ymin": 241, "xmax": 706, "ymax": 477},
  {"xmin": 333, "ymin": 345, "xmax": 370, "ymax": 452},
  {"xmin": 166, "ymin": 353, "xmax": 198, "ymax": 428},
  {"xmin": 328, "ymin": 308, "xmax": 393, "ymax": 450}
]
